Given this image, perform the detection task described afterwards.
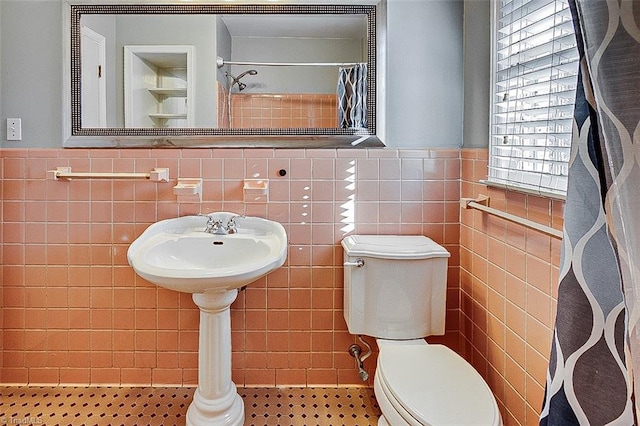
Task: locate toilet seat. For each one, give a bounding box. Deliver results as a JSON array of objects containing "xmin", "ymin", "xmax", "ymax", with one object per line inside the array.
[{"xmin": 376, "ymin": 344, "xmax": 501, "ymax": 425}]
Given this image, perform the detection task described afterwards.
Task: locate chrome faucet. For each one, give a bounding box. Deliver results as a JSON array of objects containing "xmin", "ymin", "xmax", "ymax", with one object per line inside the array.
[
  {"xmin": 226, "ymin": 215, "xmax": 244, "ymax": 234},
  {"xmin": 201, "ymin": 214, "xmax": 244, "ymax": 235},
  {"xmin": 204, "ymin": 216, "xmax": 226, "ymax": 235}
]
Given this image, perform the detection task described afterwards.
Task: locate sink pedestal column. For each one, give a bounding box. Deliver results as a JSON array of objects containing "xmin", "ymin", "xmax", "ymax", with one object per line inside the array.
[{"xmin": 186, "ymin": 290, "xmax": 244, "ymax": 426}]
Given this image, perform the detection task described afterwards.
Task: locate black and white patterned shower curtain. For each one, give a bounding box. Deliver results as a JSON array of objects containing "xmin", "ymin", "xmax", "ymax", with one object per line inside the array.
[
  {"xmin": 540, "ymin": 0, "xmax": 640, "ymax": 423},
  {"xmin": 337, "ymin": 63, "xmax": 367, "ymax": 129}
]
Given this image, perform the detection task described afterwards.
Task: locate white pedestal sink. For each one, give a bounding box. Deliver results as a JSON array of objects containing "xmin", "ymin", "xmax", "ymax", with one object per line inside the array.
[{"xmin": 127, "ymin": 213, "xmax": 287, "ymax": 426}]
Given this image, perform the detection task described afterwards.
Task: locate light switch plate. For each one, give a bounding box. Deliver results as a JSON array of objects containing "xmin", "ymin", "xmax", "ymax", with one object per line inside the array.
[{"xmin": 7, "ymin": 118, "xmax": 22, "ymax": 141}]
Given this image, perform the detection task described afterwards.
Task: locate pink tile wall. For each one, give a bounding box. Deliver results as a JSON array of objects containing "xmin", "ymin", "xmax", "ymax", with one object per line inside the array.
[
  {"xmin": 0, "ymin": 155, "xmax": 3, "ymax": 369},
  {"xmin": 1, "ymin": 147, "xmax": 460, "ymax": 387},
  {"xmin": 218, "ymin": 89, "xmax": 338, "ymax": 129},
  {"xmin": 216, "ymin": 82, "xmax": 337, "ymax": 129},
  {"xmin": 231, "ymin": 93, "xmax": 338, "ymax": 128},
  {"xmin": 460, "ymin": 149, "xmax": 563, "ymax": 425}
]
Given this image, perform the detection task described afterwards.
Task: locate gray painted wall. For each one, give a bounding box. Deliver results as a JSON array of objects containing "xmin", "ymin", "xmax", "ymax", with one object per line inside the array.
[
  {"xmin": 386, "ymin": 0, "xmax": 464, "ymax": 148},
  {"xmin": 462, "ymin": 0, "xmax": 491, "ymax": 148},
  {"xmin": 216, "ymin": 17, "xmax": 232, "ymax": 89},
  {"xmin": 0, "ymin": 1, "xmax": 63, "ymax": 148},
  {"xmin": 0, "ymin": 0, "xmax": 477, "ymax": 149},
  {"xmin": 230, "ymin": 37, "xmax": 364, "ymax": 94}
]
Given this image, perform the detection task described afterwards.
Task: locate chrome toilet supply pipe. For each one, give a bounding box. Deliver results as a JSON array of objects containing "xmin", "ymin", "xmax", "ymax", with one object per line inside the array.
[
  {"xmin": 344, "ymin": 258, "xmax": 369, "ymax": 380},
  {"xmin": 349, "ymin": 336, "xmax": 372, "ymax": 381}
]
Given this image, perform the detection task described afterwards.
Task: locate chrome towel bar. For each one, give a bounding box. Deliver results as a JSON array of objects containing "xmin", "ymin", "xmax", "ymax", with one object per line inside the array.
[
  {"xmin": 461, "ymin": 195, "xmax": 563, "ymax": 239},
  {"xmin": 47, "ymin": 167, "xmax": 169, "ymax": 182}
]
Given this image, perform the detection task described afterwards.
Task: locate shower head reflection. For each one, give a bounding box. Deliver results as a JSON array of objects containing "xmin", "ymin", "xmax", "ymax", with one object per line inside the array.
[{"xmin": 225, "ymin": 69, "xmax": 258, "ymax": 91}]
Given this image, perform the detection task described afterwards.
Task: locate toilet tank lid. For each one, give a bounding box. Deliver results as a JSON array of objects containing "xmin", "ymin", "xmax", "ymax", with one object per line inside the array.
[{"xmin": 341, "ymin": 235, "xmax": 450, "ymax": 260}]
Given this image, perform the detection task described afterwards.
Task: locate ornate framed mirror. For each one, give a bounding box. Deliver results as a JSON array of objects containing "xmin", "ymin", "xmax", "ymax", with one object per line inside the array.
[{"xmin": 63, "ymin": 1, "xmax": 386, "ymax": 148}]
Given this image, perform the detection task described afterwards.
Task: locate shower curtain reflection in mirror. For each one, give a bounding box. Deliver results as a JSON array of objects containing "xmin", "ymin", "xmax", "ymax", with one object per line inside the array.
[{"xmin": 338, "ymin": 63, "xmax": 367, "ymax": 129}]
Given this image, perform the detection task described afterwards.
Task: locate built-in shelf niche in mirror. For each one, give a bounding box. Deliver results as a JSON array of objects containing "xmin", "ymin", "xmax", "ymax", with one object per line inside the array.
[{"xmin": 64, "ymin": 2, "xmax": 385, "ymax": 148}]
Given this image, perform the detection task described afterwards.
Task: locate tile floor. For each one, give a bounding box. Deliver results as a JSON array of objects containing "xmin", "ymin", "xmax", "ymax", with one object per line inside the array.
[{"xmin": 0, "ymin": 385, "xmax": 380, "ymax": 426}]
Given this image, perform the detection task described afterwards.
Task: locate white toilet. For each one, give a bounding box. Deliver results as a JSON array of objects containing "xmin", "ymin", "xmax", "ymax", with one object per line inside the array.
[{"xmin": 342, "ymin": 235, "xmax": 502, "ymax": 426}]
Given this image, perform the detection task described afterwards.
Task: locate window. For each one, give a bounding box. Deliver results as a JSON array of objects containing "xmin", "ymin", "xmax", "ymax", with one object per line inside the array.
[{"xmin": 489, "ymin": 0, "xmax": 579, "ymax": 197}]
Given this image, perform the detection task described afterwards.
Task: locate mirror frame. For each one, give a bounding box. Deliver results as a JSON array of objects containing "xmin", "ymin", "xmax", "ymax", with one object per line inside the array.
[{"xmin": 62, "ymin": 1, "xmax": 386, "ymax": 148}]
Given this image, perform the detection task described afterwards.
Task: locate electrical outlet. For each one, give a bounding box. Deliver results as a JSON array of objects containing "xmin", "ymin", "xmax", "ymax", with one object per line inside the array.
[{"xmin": 7, "ymin": 118, "xmax": 22, "ymax": 141}]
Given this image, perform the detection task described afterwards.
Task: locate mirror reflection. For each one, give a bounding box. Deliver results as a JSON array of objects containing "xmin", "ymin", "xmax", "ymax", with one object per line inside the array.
[{"xmin": 74, "ymin": 6, "xmax": 372, "ymax": 134}]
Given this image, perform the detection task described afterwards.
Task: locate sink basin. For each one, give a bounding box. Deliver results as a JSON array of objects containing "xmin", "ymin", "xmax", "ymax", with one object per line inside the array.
[
  {"xmin": 127, "ymin": 213, "xmax": 287, "ymax": 293},
  {"xmin": 128, "ymin": 213, "xmax": 287, "ymax": 425}
]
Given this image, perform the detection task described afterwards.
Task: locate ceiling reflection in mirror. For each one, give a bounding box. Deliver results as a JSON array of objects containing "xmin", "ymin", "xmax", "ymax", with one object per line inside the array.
[{"xmin": 70, "ymin": 4, "xmax": 378, "ymax": 144}]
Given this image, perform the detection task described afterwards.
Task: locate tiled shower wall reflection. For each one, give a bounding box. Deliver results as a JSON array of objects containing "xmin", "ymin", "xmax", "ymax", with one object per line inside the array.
[
  {"xmin": 231, "ymin": 94, "xmax": 338, "ymax": 128},
  {"xmin": 217, "ymin": 82, "xmax": 337, "ymax": 128},
  {"xmin": 0, "ymin": 148, "xmax": 460, "ymax": 387}
]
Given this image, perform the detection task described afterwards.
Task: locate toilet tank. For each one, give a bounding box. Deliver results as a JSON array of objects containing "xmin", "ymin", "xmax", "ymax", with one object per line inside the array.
[{"xmin": 342, "ymin": 235, "xmax": 450, "ymax": 339}]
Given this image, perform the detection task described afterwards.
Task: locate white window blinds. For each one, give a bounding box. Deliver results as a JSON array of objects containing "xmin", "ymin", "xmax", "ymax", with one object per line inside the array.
[{"xmin": 489, "ymin": 0, "xmax": 579, "ymax": 197}]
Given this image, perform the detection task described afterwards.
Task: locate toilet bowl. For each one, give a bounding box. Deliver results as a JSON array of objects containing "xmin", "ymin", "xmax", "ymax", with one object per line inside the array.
[
  {"xmin": 374, "ymin": 339, "xmax": 501, "ymax": 426},
  {"xmin": 342, "ymin": 235, "xmax": 503, "ymax": 426}
]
